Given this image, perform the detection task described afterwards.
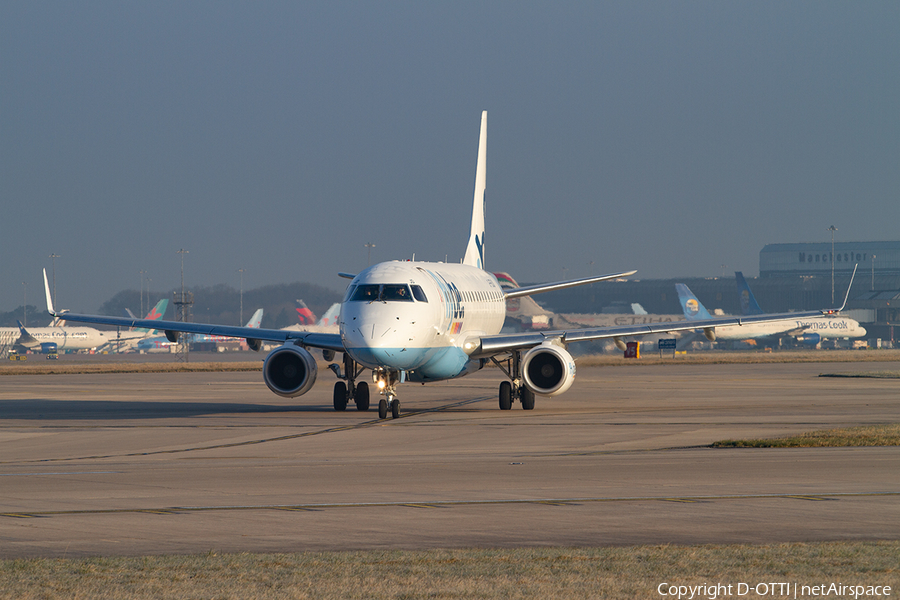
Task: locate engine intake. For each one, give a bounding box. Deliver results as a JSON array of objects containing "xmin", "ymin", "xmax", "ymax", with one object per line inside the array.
[
  {"xmin": 522, "ymin": 343, "xmax": 576, "ymax": 396},
  {"xmin": 263, "ymin": 345, "xmax": 318, "ymax": 398}
]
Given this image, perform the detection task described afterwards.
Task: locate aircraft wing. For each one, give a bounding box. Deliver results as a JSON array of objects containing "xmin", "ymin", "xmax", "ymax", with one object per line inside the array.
[
  {"xmin": 503, "ymin": 270, "xmax": 636, "ymax": 299},
  {"xmin": 472, "ymin": 264, "xmax": 857, "ymax": 356},
  {"xmin": 468, "ymin": 309, "xmax": 835, "ymax": 357},
  {"xmin": 42, "ymin": 270, "xmax": 344, "ymax": 353},
  {"xmin": 48, "ymin": 311, "xmax": 345, "ymax": 352}
]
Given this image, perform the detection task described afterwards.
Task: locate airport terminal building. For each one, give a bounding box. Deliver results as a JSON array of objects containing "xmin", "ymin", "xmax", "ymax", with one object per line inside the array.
[
  {"xmin": 759, "ymin": 241, "xmax": 900, "ymax": 278},
  {"xmin": 538, "ymin": 241, "xmax": 900, "ymax": 345}
]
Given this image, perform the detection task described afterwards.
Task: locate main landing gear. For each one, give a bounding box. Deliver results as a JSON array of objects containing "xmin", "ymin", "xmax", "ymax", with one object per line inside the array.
[
  {"xmin": 492, "ymin": 352, "xmax": 536, "ymax": 411},
  {"xmin": 330, "ymin": 353, "xmax": 370, "ymax": 412}
]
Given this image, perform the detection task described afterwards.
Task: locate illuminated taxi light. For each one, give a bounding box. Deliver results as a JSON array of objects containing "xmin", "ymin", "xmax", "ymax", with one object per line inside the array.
[{"xmin": 377, "ymin": 380, "xmax": 386, "ymax": 389}]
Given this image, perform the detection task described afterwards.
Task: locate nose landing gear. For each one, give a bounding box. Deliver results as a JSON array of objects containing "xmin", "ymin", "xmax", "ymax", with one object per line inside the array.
[{"xmin": 374, "ymin": 368, "xmax": 401, "ymax": 419}]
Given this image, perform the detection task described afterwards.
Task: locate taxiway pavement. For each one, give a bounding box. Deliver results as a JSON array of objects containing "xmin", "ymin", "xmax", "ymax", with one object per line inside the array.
[{"xmin": 1, "ymin": 360, "xmax": 898, "ymax": 557}]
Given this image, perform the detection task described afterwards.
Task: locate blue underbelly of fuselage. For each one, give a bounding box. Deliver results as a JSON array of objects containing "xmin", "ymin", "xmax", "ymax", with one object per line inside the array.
[{"xmin": 346, "ymin": 345, "xmax": 474, "ymax": 382}]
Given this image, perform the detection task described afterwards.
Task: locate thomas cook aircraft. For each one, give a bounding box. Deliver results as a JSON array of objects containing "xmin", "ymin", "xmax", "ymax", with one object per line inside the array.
[{"xmin": 44, "ymin": 111, "xmax": 847, "ymax": 419}]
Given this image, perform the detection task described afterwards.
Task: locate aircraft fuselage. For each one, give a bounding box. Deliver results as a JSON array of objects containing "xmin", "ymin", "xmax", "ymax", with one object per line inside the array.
[{"xmin": 339, "ymin": 261, "xmax": 506, "ymax": 382}]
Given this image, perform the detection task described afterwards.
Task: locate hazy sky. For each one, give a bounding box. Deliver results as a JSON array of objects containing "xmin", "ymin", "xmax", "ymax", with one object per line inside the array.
[{"xmin": 2, "ymin": 1, "xmax": 898, "ymax": 312}]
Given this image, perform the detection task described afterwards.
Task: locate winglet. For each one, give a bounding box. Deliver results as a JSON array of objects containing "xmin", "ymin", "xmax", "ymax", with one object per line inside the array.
[
  {"xmin": 835, "ymin": 263, "xmax": 858, "ymax": 313},
  {"xmin": 43, "ymin": 268, "xmax": 57, "ymax": 316},
  {"xmin": 463, "ymin": 111, "xmax": 487, "ymax": 269}
]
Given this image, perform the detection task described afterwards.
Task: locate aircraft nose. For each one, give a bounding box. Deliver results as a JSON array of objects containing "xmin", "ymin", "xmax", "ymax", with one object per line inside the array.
[
  {"xmin": 343, "ymin": 322, "xmax": 394, "ymax": 344},
  {"xmin": 343, "ymin": 320, "xmax": 426, "ymax": 370}
]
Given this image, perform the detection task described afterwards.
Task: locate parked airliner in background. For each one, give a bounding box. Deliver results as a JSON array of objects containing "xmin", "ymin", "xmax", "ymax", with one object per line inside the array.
[
  {"xmin": 676, "ymin": 273, "xmax": 864, "ymax": 343},
  {"xmin": 676, "ymin": 283, "xmax": 806, "ymax": 341},
  {"xmin": 4, "ymin": 299, "xmax": 170, "ymax": 353},
  {"xmin": 734, "ymin": 271, "xmax": 865, "ymax": 341},
  {"xmin": 7, "ymin": 321, "xmax": 110, "ymax": 352},
  {"xmin": 45, "ymin": 111, "xmax": 846, "ymax": 419},
  {"xmin": 294, "ymin": 299, "xmax": 317, "ymax": 326},
  {"xmin": 100, "ymin": 299, "xmax": 170, "ymax": 351},
  {"xmin": 282, "ymin": 302, "xmax": 340, "ymax": 334}
]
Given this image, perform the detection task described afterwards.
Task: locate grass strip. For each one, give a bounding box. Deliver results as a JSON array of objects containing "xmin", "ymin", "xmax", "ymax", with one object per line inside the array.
[
  {"xmin": 1, "ymin": 542, "xmax": 898, "ymax": 600},
  {"xmin": 712, "ymin": 424, "xmax": 900, "ymax": 448},
  {"xmin": 0, "ymin": 361, "xmax": 263, "ymax": 376},
  {"xmin": 3, "ymin": 349, "xmax": 899, "ymax": 375}
]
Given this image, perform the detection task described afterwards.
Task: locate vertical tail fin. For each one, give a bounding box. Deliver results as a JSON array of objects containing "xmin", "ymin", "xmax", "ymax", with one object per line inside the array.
[
  {"xmin": 317, "ymin": 303, "xmax": 341, "ymax": 327},
  {"xmin": 146, "ymin": 299, "xmax": 168, "ymax": 321},
  {"xmin": 735, "ymin": 271, "xmax": 764, "ymax": 316},
  {"xmin": 295, "ymin": 299, "xmax": 316, "ymax": 325},
  {"xmin": 675, "ymin": 284, "xmax": 714, "ymax": 321},
  {"xmin": 246, "ymin": 308, "xmax": 264, "ymax": 328},
  {"xmin": 463, "ymin": 110, "xmax": 487, "ymax": 269}
]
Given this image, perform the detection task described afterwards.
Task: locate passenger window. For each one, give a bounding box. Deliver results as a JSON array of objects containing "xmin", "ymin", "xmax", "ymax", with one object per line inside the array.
[{"xmin": 411, "ymin": 285, "xmax": 428, "ymax": 302}]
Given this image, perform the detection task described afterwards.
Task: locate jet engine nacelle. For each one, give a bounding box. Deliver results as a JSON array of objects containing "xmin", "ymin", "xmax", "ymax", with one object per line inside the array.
[
  {"xmin": 522, "ymin": 343, "xmax": 576, "ymax": 397},
  {"xmin": 263, "ymin": 344, "xmax": 318, "ymax": 398},
  {"xmin": 798, "ymin": 332, "xmax": 821, "ymax": 346}
]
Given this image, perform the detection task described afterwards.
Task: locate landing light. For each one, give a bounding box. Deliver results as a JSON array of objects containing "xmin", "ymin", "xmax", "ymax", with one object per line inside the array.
[{"xmin": 378, "ymin": 380, "xmax": 386, "ymax": 390}]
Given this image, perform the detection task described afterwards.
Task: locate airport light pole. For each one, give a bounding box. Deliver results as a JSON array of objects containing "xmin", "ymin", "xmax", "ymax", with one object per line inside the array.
[
  {"xmin": 178, "ymin": 250, "xmax": 188, "ymax": 296},
  {"xmin": 139, "ymin": 270, "xmax": 147, "ymax": 317},
  {"xmin": 176, "ymin": 249, "xmax": 190, "ymax": 323},
  {"xmin": 49, "ymin": 253, "xmax": 61, "ymax": 308},
  {"xmin": 872, "ymin": 254, "xmax": 876, "ymax": 291},
  {"xmin": 237, "ymin": 268, "xmax": 245, "ymax": 326},
  {"xmin": 827, "ymin": 225, "xmax": 837, "ymax": 305},
  {"xmin": 22, "ymin": 282, "xmax": 26, "ymax": 327},
  {"xmin": 365, "ymin": 242, "xmax": 375, "ymax": 266}
]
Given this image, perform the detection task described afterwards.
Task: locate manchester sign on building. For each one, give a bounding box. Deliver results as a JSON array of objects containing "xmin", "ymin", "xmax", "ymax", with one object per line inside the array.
[{"xmin": 760, "ymin": 241, "xmax": 900, "ymax": 277}]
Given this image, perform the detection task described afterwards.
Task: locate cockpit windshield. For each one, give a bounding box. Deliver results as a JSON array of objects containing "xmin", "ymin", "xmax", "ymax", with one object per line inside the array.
[{"xmin": 348, "ymin": 284, "xmax": 425, "ymax": 303}]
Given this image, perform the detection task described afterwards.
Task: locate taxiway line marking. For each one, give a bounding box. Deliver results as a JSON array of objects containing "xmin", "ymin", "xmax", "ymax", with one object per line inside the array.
[{"xmin": 4, "ymin": 491, "xmax": 897, "ymax": 519}]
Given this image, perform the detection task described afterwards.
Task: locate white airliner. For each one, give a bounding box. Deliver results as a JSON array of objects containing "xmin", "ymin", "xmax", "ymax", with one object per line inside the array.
[
  {"xmin": 4, "ymin": 321, "xmax": 110, "ymax": 352},
  {"xmin": 676, "ymin": 275, "xmax": 865, "ymax": 342},
  {"xmin": 733, "ymin": 271, "xmax": 866, "ymax": 341},
  {"xmin": 44, "ymin": 111, "xmax": 844, "ymax": 419},
  {"xmin": 4, "ymin": 299, "xmax": 170, "ymax": 353}
]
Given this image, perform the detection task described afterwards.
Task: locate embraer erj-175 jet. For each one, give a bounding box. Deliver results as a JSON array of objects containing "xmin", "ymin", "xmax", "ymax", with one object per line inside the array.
[{"xmin": 45, "ymin": 111, "xmax": 847, "ymax": 419}]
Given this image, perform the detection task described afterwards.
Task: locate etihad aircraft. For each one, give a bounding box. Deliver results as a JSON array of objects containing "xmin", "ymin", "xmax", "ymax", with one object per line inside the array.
[
  {"xmin": 734, "ymin": 271, "xmax": 865, "ymax": 341},
  {"xmin": 494, "ymin": 271, "xmax": 683, "ymax": 352},
  {"xmin": 45, "ymin": 111, "xmax": 844, "ymax": 419}
]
